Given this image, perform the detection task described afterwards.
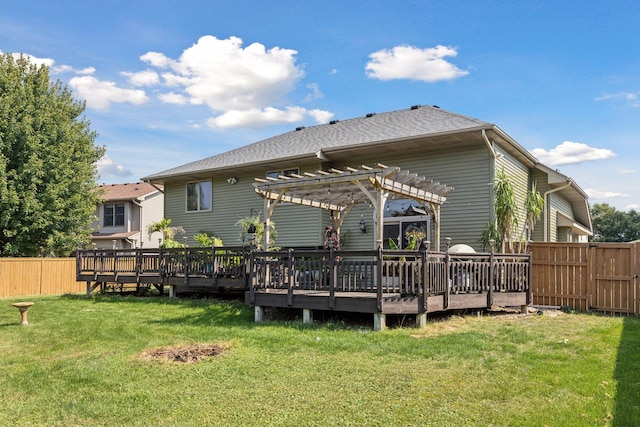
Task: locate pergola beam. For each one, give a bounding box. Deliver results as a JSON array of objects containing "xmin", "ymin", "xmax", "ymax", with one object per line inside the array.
[{"xmin": 253, "ymin": 165, "xmax": 453, "ymax": 249}]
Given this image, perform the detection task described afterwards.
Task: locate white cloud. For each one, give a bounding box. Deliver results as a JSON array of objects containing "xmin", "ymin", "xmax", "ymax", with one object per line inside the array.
[
  {"xmin": 147, "ymin": 35, "xmax": 304, "ymax": 111},
  {"xmin": 207, "ymin": 106, "xmax": 331, "ymax": 129},
  {"xmin": 530, "ymin": 141, "xmax": 615, "ymax": 166},
  {"xmin": 619, "ymin": 168, "xmax": 638, "ymax": 174},
  {"xmin": 585, "ymin": 188, "xmax": 630, "ymax": 199},
  {"xmin": 97, "ymin": 156, "xmax": 132, "ymax": 178},
  {"xmin": 121, "ymin": 70, "xmax": 160, "ymax": 86},
  {"xmin": 158, "ymin": 92, "xmax": 188, "ymax": 105},
  {"xmin": 69, "ymin": 75, "xmax": 149, "ymax": 110},
  {"xmin": 140, "ymin": 51, "xmax": 174, "ymax": 68},
  {"xmin": 133, "ymin": 35, "xmax": 331, "ymax": 128},
  {"xmin": 307, "ymin": 109, "xmax": 334, "ymax": 123},
  {"xmin": 365, "ymin": 45, "xmax": 469, "ymax": 82},
  {"xmin": 304, "ymin": 83, "xmax": 323, "ymax": 102},
  {"xmin": 595, "ymin": 91, "xmax": 640, "ymax": 108},
  {"xmin": 51, "ymin": 65, "xmax": 96, "ymax": 75}
]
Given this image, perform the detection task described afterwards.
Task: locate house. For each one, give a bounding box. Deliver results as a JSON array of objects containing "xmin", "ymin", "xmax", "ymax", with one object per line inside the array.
[
  {"xmin": 142, "ymin": 105, "xmax": 592, "ymax": 251},
  {"xmin": 91, "ymin": 182, "xmax": 164, "ymax": 249}
]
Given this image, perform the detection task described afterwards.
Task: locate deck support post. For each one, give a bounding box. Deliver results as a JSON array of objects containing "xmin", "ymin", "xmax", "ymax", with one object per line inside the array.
[
  {"xmin": 303, "ymin": 309, "xmax": 313, "ymax": 325},
  {"xmin": 373, "ymin": 313, "xmax": 386, "ymax": 331},
  {"xmin": 416, "ymin": 313, "xmax": 427, "ymax": 329},
  {"xmin": 168, "ymin": 285, "xmax": 176, "ymax": 298},
  {"xmin": 255, "ymin": 306, "xmax": 265, "ymax": 323},
  {"xmin": 520, "ymin": 304, "xmax": 528, "ymax": 314}
]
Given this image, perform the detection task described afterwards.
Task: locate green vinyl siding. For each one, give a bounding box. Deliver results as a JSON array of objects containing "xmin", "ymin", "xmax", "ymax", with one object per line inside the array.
[
  {"xmin": 332, "ymin": 141, "xmax": 493, "ymax": 251},
  {"xmin": 529, "ymin": 169, "xmax": 549, "ymax": 242},
  {"xmin": 495, "ymin": 145, "xmax": 530, "ymax": 244},
  {"xmin": 162, "ymin": 137, "xmax": 548, "ymax": 251},
  {"xmin": 164, "ymin": 174, "xmax": 265, "ymax": 246},
  {"xmin": 549, "ymin": 193, "xmax": 573, "ymax": 242}
]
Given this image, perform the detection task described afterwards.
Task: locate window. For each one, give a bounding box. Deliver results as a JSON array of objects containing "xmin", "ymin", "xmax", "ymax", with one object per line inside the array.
[
  {"xmin": 103, "ymin": 203, "xmax": 125, "ymax": 227},
  {"xmin": 186, "ymin": 180, "xmax": 212, "ymax": 212},
  {"xmin": 266, "ymin": 168, "xmax": 299, "ymax": 179},
  {"xmin": 382, "ymin": 199, "xmax": 430, "ymax": 249}
]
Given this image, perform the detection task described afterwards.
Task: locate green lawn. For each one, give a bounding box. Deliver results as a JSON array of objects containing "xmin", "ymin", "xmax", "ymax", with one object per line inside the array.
[{"xmin": 1, "ymin": 294, "xmax": 638, "ymax": 426}]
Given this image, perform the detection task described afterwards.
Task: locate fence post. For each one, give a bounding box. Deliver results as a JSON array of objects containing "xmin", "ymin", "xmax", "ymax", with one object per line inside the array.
[
  {"xmin": 329, "ymin": 246, "xmax": 336, "ymax": 309},
  {"xmin": 444, "ymin": 239, "xmax": 451, "ymax": 309},
  {"xmin": 287, "ymin": 248, "xmax": 294, "ymax": 307},
  {"xmin": 376, "ymin": 245, "xmax": 383, "ymax": 312},
  {"xmin": 249, "ymin": 249, "xmax": 256, "ymax": 305},
  {"xmin": 420, "ymin": 246, "xmax": 428, "ymax": 314},
  {"xmin": 587, "ymin": 244, "xmax": 595, "ymax": 311},
  {"xmin": 526, "ymin": 252, "xmax": 532, "ymax": 305},
  {"xmin": 488, "ymin": 241, "xmax": 495, "ymax": 307}
]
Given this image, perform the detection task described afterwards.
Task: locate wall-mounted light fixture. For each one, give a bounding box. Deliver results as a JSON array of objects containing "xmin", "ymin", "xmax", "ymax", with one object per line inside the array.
[
  {"xmin": 359, "ymin": 211, "xmax": 367, "ymax": 233},
  {"xmin": 227, "ymin": 177, "xmax": 237, "ymax": 185}
]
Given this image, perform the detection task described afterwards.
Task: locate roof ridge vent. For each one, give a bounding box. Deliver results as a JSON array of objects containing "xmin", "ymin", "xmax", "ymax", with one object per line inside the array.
[
  {"xmin": 410, "ymin": 104, "xmax": 421, "ymax": 110},
  {"xmin": 329, "ymin": 120, "xmax": 339, "ymax": 125},
  {"xmin": 365, "ymin": 113, "xmax": 376, "ymax": 118},
  {"xmin": 295, "ymin": 126, "xmax": 305, "ymax": 131}
]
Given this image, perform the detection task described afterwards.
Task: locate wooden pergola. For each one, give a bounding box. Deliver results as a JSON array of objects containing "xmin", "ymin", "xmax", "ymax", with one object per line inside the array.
[{"xmin": 254, "ymin": 164, "xmax": 454, "ymax": 250}]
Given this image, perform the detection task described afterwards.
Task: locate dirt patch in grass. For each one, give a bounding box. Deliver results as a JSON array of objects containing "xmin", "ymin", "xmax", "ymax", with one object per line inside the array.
[{"xmin": 142, "ymin": 343, "xmax": 227, "ymax": 363}]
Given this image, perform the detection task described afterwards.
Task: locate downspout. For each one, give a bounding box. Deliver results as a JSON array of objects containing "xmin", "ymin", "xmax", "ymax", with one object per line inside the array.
[
  {"xmin": 132, "ymin": 199, "xmax": 143, "ymax": 248},
  {"xmin": 482, "ymin": 129, "xmax": 499, "ymax": 239},
  {"xmin": 542, "ymin": 180, "xmax": 572, "ymax": 242}
]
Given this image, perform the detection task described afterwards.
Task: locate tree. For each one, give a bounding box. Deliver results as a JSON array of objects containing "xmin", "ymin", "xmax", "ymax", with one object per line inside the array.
[
  {"xmin": 521, "ymin": 181, "xmax": 544, "ymax": 245},
  {"xmin": 0, "ymin": 54, "xmax": 105, "ymax": 256},
  {"xmin": 591, "ymin": 203, "xmax": 640, "ymax": 242},
  {"xmin": 492, "ymin": 167, "xmax": 519, "ymax": 252},
  {"xmin": 147, "ymin": 218, "xmax": 185, "ymax": 248},
  {"xmin": 479, "ymin": 169, "xmax": 544, "ymax": 252}
]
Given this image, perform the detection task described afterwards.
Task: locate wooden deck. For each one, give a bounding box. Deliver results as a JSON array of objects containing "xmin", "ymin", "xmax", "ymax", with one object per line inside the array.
[
  {"xmin": 246, "ymin": 248, "xmax": 531, "ymax": 329},
  {"xmin": 76, "ymin": 246, "xmax": 531, "ymax": 330}
]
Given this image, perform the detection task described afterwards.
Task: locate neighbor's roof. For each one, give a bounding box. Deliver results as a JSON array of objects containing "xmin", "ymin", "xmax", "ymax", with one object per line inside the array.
[
  {"xmin": 96, "ymin": 182, "xmax": 163, "ymax": 202},
  {"xmin": 143, "ymin": 105, "xmax": 523, "ymax": 182}
]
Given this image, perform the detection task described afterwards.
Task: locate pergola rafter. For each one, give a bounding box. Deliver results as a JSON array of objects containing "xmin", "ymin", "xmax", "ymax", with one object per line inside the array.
[{"xmin": 254, "ymin": 164, "xmax": 454, "ymax": 249}]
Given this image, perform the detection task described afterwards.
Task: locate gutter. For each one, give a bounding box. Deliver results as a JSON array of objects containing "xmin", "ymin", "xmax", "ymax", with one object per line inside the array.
[
  {"xmin": 543, "ymin": 180, "xmax": 573, "ymax": 242},
  {"xmin": 145, "ymin": 182, "xmax": 165, "ymax": 194}
]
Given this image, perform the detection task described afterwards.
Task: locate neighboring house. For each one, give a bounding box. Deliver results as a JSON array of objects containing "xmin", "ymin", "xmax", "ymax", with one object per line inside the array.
[
  {"xmin": 142, "ymin": 105, "xmax": 592, "ymax": 251},
  {"xmin": 91, "ymin": 182, "xmax": 164, "ymax": 249}
]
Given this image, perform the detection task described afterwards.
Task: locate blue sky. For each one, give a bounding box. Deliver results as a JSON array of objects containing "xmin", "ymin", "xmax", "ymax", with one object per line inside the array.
[{"xmin": 2, "ymin": 1, "xmax": 639, "ymax": 210}]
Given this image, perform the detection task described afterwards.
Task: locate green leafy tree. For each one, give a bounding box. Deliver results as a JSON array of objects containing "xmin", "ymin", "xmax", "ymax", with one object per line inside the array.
[
  {"xmin": 591, "ymin": 203, "xmax": 640, "ymax": 242},
  {"xmin": 147, "ymin": 218, "xmax": 185, "ymax": 248},
  {"xmin": 0, "ymin": 54, "xmax": 104, "ymax": 256},
  {"xmin": 521, "ymin": 181, "xmax": 544, "ymax": 245},
  {"xmin": 193, "ymin": 231, "xmax": 223, "ymax": 247}
]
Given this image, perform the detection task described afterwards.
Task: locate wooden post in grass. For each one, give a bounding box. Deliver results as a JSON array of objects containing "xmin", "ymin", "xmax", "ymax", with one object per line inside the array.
[
  {"xmin": 303, "ymin": 309, "xmax": 313, "ymax": 324},
  {"xmin": 374, "ymin": 313, "xmax": 386, "ymax": 331},
  {"xmin": 255, "ymin": 306, "xmax": 264, "ymax": 323}
]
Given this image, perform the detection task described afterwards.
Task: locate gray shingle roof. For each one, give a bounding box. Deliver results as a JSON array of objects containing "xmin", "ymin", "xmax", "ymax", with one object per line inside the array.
[{"xmin": 143, "ymin": 105, "xmax": 492, "ymax": 180}]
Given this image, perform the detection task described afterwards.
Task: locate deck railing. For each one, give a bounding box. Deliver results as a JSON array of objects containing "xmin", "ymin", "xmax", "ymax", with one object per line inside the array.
[
  {"xmin": 77, "ymin": 246, "xmax": 250, "ymax": 284},
  {"xmin": 248, "ymin": 248, "xmax": 531, "ymax": 305},
  {"xmin": 77, "ymin": 246, "xmax": 531, "ymax": 303}
]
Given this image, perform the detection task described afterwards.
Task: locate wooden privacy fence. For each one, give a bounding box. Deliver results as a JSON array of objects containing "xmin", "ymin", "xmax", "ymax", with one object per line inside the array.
[
  {"xmin": 0, "ymin": 258, "xmax": 83, "ymax": 298},
  {"xmin": 530, "ymin": 242, "xmax": 640, "ymax": 315}
]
